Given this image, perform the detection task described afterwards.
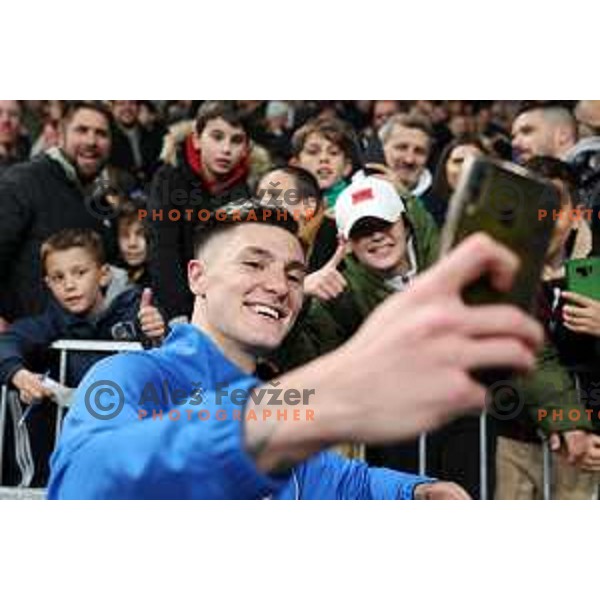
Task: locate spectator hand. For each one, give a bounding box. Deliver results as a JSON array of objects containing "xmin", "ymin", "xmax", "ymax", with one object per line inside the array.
[
  {"xmin": 549, "ymin": 430, "xmax": 589, "ymax": 464},
  {"xmin": 561, "ymin": 291, "xmax": 600, "ymax": 336},
  {"xmin": 0, "ymin": 315, "xmax": 9, "ymax": 333},
  {"xmin": 11, "ymin": 368, "xmax": 54, "ymax": 404},
  {"xmin": 414, "ymin": 481, "xmax": 471, "ymax": 500},
  {"xmin": 138, "ymin": 288, "xmax": 166, "ymax": 341},
  {"xmin": 303, "ymin": 239, "xmax": 348, "ymax": 301},
  {"xmin": 364, "ymin": 162, "xmax": 409, "ymax": 195},
  {"xmin": 580, "ymin": 434, "xmax": 600, "ymax": 471}
]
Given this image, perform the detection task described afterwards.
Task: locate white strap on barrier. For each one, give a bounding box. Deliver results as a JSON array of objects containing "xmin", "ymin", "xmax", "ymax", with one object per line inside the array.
[{"xmin": 50, "ymin": 339, "xmax": 143, "ymax": 352}]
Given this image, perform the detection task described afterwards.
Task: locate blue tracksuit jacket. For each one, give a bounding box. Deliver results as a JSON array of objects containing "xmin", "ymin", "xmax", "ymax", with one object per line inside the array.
[{"xmin": 47, "ymin": 325, "xmax": 432, "ymax": 499}]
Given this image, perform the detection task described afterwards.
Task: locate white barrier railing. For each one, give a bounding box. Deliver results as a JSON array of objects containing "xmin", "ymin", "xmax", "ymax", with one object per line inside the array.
[{"xmin": 0, "ymin": 339, "xmax": 142, "ymax": 496}]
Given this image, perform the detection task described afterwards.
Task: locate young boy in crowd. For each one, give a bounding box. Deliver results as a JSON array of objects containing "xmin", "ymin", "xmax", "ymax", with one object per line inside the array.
[
  {"xmin": 116, "ymin": 199, "xmax": 152, "ymax": 289},
  {"xmin": 148, "ymin": 101, "xmax": 251, "ymax": 322},
  {"xmin": 0, "ymin": 228, "xmax": 165, "ymax": 486},
  {"xmin": 290, "ymin": 117, "xmax": 357, "ymax": 270}
]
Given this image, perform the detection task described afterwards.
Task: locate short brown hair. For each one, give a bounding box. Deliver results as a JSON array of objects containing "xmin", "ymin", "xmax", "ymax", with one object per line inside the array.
[
  {"xmin": 40, "ymin": 229, "xmax": 106, "ymax": 274},
  {"xmin": 379, "ymin": 113, "xmax": 433, "ymax": 145},
  {"xmin": 62, "ymin": 101, "xmax": 114, "ymax": 132},
  {"xmin": 195, "ymin": 101, "xmax": 248, "ymax": 136},
  {"xmin": 117, "ymin": 198, "xmax": 143, "ymax": 229},
  {"xmin": 291, "ymin": 116, "xmax": 357, "ymax": 162}
]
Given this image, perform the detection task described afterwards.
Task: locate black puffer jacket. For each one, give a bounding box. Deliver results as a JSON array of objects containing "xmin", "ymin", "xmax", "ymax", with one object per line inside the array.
[{"xmin": 0, "ymin": 154, "xmax": 111, "ymax": 321}]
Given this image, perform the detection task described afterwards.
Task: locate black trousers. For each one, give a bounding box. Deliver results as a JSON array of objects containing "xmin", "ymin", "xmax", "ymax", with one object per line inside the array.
[{"xmin": 366, "ymin": 414, "xmax": 497, "ymax": 499}]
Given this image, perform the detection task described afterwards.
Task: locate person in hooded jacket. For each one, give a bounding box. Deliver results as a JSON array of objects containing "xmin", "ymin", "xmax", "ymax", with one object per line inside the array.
[{"xmin": 147, "ymin": 101, "xmax": 251, "ymax": 322}]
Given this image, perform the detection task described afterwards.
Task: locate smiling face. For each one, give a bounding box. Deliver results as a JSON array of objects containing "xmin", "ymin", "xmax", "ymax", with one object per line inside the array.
[
  {"xmin": 112, "ymin": 100, "xmax": 139, "ymax": 129},
  {"xmin": 45, "ymin": 247, "xmax": 109, "ymax": 315},
  {"xmin": 383, "ymin": 124, "xmax": 430, "ymax": 190},
  {"xmin": 196, "ymin": 117, "xmax": 249, "ymax": 179},
  {"xmin": 189, "ymin": 223, "xmax": 306, "ymax": 370},
  {"xmin": 349, "ymin": 217, "xmax": 408, "ymax": 276},
  {"xmin": 60, "ymin": 108, "xmax": 112, "ymax": 182},
  {"xmin": 296, "ymin": 132, "xmax": 351, "ymax": 191}
]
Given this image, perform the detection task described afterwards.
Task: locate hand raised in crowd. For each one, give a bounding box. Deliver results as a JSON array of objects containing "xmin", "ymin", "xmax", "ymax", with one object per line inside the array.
[
  {"xmin": 364, "ymin": 162, "xmax": 409, "ymax": 195},
  {"xmin": 413, "ymin": 481, "xmax": 472, "ymax": 500},
  {"xmin": 11, "ymin": 368, "xmax": 54, "ymax": 404},
  {"xmin": 138, "ymin": 288, "xmax": 166, "ymax": 341},
  {"xmin": 549, "ymin": 430, "xmax": 590, "ymax": 464},
  {"xmin": 561, "ymin": 291, "xmax": 600, "ymax": 337},
  {"xmin": 579, "ymin": 433, "xmax": 600, "ymax": 471},
  {"xmin": 303, "ymin": 239, "xmax": 349, "ymax": 301}
]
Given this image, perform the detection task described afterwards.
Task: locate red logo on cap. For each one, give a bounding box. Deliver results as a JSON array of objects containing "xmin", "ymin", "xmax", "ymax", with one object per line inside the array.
[{"xmin": 351, "ymin": 188, "xmax": 374, "ymax": 204}]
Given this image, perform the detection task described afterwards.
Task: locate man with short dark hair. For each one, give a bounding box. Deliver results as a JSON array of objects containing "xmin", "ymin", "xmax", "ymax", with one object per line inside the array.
[
  {"xmin": 511, "ymin": 104, "xmax": 577, "ymax": 164},
  {"xmin": 48, "ymin": 198, "xmax": 543, "ymax": 499},
  {"xmin": 0, "ymin": 101, "xmax": 114, "ymax": 324}
]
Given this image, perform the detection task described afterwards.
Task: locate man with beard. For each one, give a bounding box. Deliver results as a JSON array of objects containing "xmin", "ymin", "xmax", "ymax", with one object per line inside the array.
[
  {"xmin": 0, "ymin": 101, "xmax": 113, "ymax": 326},
  {"xmin": 109, "ymin": 100, "xmax": 165, "ymax": 184}
]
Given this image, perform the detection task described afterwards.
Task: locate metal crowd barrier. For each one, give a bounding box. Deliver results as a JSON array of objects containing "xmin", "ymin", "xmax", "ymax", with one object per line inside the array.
[
  {"xmin": 0, "ymin": 339, "xmax": 557, "ymax": 499},
  {"xmin": 0, "ymin": 339, "xmax": 142, "ymax": 497},
  {"xmin": 415, "ymin": 413, "xmax": 554, "ymax": 500}
]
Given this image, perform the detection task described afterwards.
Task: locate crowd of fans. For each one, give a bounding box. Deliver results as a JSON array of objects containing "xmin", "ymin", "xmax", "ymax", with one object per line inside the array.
[{"xmin": 2, "ymin": 99, "xmax": 600, "ymax": 498}]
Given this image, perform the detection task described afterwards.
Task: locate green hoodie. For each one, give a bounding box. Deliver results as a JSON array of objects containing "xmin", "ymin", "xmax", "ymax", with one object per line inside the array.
[{"xmin": 274, "ymin": 195, "xmax": 588, "ymax": 436}]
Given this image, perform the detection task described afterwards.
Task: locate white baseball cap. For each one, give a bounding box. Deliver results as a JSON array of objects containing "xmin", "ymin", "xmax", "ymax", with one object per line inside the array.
[{"xmin": 335, "ymin": 173, "xmax": 406, "ymax": 238}]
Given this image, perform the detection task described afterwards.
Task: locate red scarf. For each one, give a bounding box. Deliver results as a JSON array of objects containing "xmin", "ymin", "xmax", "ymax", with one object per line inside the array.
[{"xmin": 184, "ymin": 134, "xmax": 249, "ymax": 196}]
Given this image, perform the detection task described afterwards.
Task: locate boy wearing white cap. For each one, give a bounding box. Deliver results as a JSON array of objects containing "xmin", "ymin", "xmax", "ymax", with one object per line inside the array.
[
  {"xmin": 273, "ymin": 172, "xmax": 448, "ymax": 477},
  {"xmin": 281, "ymin": 173, "xmax": 439, "ymax": 340}
]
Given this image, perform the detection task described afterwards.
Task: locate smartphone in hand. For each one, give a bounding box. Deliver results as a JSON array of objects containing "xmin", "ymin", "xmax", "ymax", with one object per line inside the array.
[{"xmin": 440, "ymin": 156, "xmax": 560, "ymax": 383}]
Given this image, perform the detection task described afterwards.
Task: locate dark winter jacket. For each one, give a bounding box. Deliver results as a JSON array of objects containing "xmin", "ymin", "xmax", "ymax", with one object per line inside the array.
[
  {"xmin": 110, "ymin": 124, "xmax": 165, "ymax": 185},
  {"xmin": 0, "ymin": 153, "xmax": 111, "ymax": 321},
  {"xmin": 147, "ymin": 135, "xmax": 250, "ymax": 320},
  {"xmin": 0, "ymin": 287, "xmax": 150, "ymax": 387}
]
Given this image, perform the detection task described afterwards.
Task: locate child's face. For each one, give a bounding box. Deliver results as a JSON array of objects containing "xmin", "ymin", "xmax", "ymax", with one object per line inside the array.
[
  {"xmin": 296, "ymin": 133, "xmax": 351, "ymax": 191},
  {"xmin": 349, "ymin": 217, "xmax": 408, "ymax": 275},
  {"xmin": 118, "ymin": 220, "xmax": 147, "ymax": 267},
  {"xmin": 196, "ymin": 117, "xmax": 248, "ymax": 179},
  {"xmin": 45, "ymin": 248, "xmax": 109, "ymax": 315}
]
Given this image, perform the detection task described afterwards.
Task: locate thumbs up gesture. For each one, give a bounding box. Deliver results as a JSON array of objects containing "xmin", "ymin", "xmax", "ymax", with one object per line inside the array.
[
  {"xmin": 304, "ymin": 239, "xmax": 349, "ymax": 302},
  {"xmin": 137, "ymin": 288, "xmax": 166, "ymax": 342}
]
